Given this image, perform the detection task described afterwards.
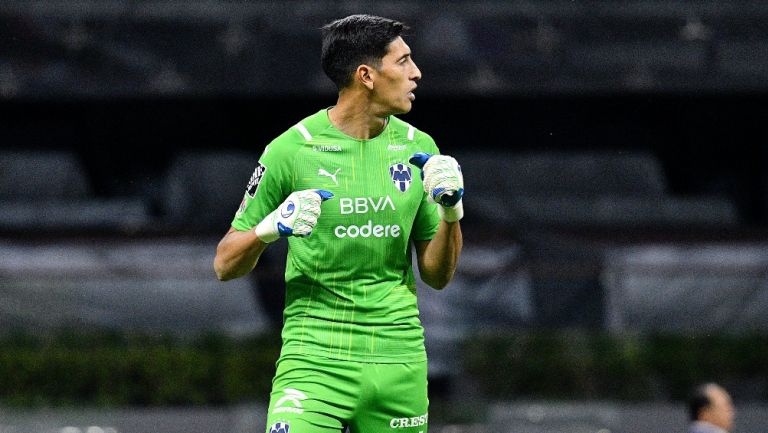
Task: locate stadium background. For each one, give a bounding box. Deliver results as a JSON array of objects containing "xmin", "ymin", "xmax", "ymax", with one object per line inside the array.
[{"xmin": 2, "ymin": 1, "xmax": 768, "ymax": 432}]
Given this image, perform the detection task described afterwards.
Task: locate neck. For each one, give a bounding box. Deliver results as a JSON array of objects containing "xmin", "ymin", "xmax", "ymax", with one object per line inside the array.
[{"xmin": 328, "ymin": 90, "xmax": 388, "ymax": 139}]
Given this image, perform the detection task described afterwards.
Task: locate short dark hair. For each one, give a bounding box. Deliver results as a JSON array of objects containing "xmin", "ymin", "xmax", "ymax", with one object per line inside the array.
[
  {"xmin": 321, "ymin": 14, "xmax": 408, "ymax": 89},
  {"xmin": 688, "ymin": 383, "xmax": 715, "ymax": 421}
]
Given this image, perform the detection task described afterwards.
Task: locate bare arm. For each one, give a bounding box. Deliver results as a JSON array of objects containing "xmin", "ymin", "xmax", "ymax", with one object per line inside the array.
[
  {"xmin": 214, "ymin": 226, "xmax": 269, "ymax": 281},
  {"xmin": 414, "ymin": 220, "xmax": 463, "ymax": 290}
]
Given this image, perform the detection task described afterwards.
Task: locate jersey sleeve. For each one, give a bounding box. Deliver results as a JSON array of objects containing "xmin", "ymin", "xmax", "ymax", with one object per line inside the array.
[
  {"xmin": 231, "ymin": 130, "xmax": 298, "ymax": 231},
  {"xmin": 410, "ymin": 133, "xmax": 441, "ymax": 241}
]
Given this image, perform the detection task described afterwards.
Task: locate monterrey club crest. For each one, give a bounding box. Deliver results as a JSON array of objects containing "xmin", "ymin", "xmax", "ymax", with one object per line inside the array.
[
  {"xmin": 268, "ymin": 422, "xmax": 290, "ymax": 433},
  {"xmin": 389, "ymin": 163, "xmax": 412, "ymax": 192},
  {"xmin": 246, "ymin": 162, "xmax": 267, "ymax": 197}
]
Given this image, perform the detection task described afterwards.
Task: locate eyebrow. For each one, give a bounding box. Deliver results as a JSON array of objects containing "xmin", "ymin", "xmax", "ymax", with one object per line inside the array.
[{"xmin": 397, "ymin": 53, "xmax": 411, "ymax": 61}]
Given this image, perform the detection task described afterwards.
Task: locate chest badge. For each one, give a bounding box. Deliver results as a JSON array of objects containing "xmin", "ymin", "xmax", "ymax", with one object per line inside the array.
[{"xmin": 389, "ymin": 163, "xmax": 412, "ymax": 192}]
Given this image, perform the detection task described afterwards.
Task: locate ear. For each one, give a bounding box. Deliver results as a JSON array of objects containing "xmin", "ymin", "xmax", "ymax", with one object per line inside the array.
[{"xmin": 355, "ymin": 64, "xmax": 375, "ymax": 90}]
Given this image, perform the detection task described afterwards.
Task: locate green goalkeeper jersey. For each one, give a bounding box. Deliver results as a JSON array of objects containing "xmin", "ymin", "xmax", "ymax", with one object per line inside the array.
[{"xmin": 232, "ymin": 109, "xmax": 441, "ymax": 363}]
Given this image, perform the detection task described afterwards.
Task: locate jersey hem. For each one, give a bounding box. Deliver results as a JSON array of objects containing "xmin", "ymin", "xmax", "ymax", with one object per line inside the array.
[
  {"xmin": 231, "ymin": 221, "xmax": 251, "ymax": 232},
  {"xmin": 279, "ymin": 346, "xmax": 427, "ymax": 364}
]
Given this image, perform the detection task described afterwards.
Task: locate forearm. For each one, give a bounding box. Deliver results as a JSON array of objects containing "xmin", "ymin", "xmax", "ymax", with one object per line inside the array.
[
  {"xmin": 214, "ymin": 228, "xmax": 269, "ymax": 281},
  {"xmin": 215, "ymin": 189, "xmax": 332, "ymax": 281},
  {"xmin": 419, "ymin": 220, "xmax": 463, "ymax": 289}
]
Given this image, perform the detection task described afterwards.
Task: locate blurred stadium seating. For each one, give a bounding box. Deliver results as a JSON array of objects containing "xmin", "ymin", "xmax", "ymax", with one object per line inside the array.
[
  {"xmin": 0, "ymin": 151, "xmax": 150, "ymax": 232},
  {"xmin": 160, "ymin": 150, "xmax": 260, "ymax": 231},
  {"xmin": 0, "ymin": 237, "xmax": 268, "ymax": 334},
  {"xmin": 457, "ymin": 150, "xmax": 738, "ymax": 229},
  {"xmin": 417, "ymin": 243, "xmax": 533, "ymax": 378},
  {"xmin": 2, "ymin": 1, "xmax": 768, "ymax": 432},
  {"xmin": 2, "ymin": 0, "xmax": 768, "ymax": 96},
  {"xmin": 603, "ymin": 244, "xmax": 768, "ymax": 332}
]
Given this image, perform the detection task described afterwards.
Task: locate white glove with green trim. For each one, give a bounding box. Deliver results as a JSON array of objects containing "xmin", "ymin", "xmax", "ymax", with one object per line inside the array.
[
  {"xmin": 254, "ymin": 189, "xmax": 334, "ymax": 243},
  {"xmin": 409, "ymin": 153, "xmax": 464, "ymax": 222}
]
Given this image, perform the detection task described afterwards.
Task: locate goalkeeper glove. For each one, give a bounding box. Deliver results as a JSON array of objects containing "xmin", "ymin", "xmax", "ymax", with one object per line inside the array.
[
  {"xmin": 409, "ymin": 152, "xmax": 464, "ymax": 222},
  {"xmin": 254, "ymin": 189, "xmax": 334, "ymax": 243}
]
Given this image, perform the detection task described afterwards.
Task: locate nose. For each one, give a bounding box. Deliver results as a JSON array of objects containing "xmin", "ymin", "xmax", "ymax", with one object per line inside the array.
[{"xmin": 411, "ymin": 61, "xmax": 422, "ymax": 81}]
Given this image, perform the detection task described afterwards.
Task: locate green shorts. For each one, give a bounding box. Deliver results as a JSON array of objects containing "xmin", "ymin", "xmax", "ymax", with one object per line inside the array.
[{"xmin": 264, "ymin": 355, "xmax": 429, "ymax": 433}]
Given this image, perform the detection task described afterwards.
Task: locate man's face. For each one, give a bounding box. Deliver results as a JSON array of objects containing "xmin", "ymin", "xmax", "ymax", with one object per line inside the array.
[
  {"xmin": 701, "ymin": 385, "xmax": 735, "ymax": 432},
  {"xmin": 370, "ymin": 36, "xmax": 421, "ymax": 115}
]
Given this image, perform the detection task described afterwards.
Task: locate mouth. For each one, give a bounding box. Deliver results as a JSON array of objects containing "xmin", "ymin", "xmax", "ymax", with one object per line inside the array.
[{"xmin": 407, "ymin": 87, "xmax": 417, "ymax": 101}]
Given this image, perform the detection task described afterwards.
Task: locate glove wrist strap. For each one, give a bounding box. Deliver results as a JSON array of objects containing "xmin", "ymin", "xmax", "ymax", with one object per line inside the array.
[
  {"xmin": 438, "ymin": 200, "xmax": 463, "ymax": 223},
  {"xmin": 254, "ymin": 212, "xmax": 279, "ymax": 243}
]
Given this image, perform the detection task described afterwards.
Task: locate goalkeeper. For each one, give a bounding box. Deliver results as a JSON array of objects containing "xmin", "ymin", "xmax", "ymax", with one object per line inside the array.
[{"xmin": 214, "ymin": 14, "xmax": 463, "ymax": 433}]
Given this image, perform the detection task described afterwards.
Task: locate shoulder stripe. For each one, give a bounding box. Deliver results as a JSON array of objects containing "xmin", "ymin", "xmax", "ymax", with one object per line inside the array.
[
  {"xmin": 295, "ymin": 123, "xmax": 313, "ymax": 141},
  {"xmin": 407, "ymin": 125, "xmax": 415, "ymax": 141}
]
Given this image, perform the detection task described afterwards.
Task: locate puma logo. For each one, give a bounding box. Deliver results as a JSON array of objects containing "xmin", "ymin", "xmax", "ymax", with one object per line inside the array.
[{"xmin": 318, "ymin": 168, "xmax": 341, "ymax": 185}]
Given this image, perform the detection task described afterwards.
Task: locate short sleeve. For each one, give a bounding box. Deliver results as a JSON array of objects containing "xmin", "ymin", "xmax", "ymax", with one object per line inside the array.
[
  {"xmin": 411, "ymin": 192, "xmax": 440, "ymax": 240},
  {"xmin": 231, "ymin": 132, "xmax": 297, "ymax": 231},
  {"xmin": 410, "ymin": 133, "xmax": 441, "ymax": 241}
]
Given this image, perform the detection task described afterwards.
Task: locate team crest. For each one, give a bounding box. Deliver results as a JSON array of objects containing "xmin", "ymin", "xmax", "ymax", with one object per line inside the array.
[
  {"xmin": 268, "ymin": 422, "xmax": 290, "ymax": 433},
  {"xmin": 246, "ymin": 162, "xmax": 267, "ymax": 197},
  {"xmin": 389, "ymin": 163, "xmax": 412, "ymax": 192}
]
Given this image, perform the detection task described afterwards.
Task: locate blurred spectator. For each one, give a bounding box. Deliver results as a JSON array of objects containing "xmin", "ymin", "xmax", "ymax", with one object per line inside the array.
[{"xmin": 688, "ymin": 383, "xmax": 735, "ymax": 433}]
